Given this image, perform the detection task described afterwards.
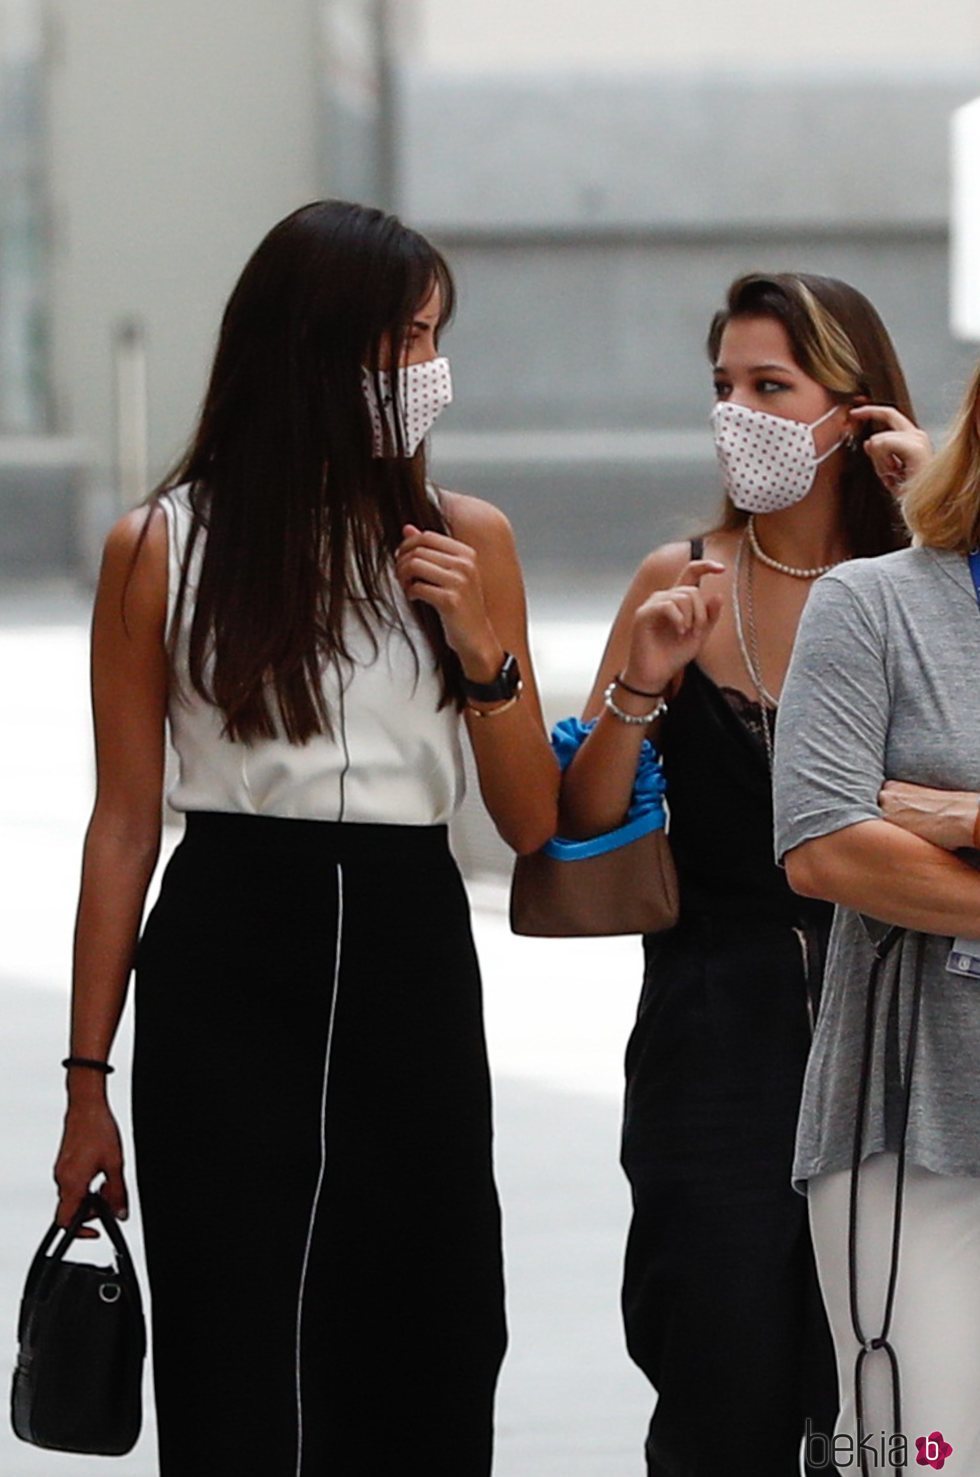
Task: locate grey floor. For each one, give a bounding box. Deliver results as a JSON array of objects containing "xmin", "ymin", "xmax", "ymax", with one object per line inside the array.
[{"xmin": 0, "ymin": 576, "xmax": 653, "ymax": 1477}]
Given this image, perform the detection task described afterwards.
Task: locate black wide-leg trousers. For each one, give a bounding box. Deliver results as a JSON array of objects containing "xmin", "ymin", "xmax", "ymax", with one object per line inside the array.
[
  {"xmin": 133, "ymin": 811, "xmax": 507, "ymax": 1477},
  {"xmin": 621, "ymin": 916, "xmax": 840, "ymax": 1477}
]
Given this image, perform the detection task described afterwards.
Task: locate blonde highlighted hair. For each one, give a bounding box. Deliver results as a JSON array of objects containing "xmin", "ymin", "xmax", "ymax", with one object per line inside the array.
[
  {"xmin": 901, "ymin": 362, "xmax": 980, "ymax": 553},
  {"xmin": 705, "ymin": 272, "xmax": 914, "ymax": 558}
]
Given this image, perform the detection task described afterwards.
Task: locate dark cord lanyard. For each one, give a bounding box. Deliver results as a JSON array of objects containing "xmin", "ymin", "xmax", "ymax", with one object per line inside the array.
[{"xmin": 847, "ymin": 927, "xmax": 926, "ymax": 1475}]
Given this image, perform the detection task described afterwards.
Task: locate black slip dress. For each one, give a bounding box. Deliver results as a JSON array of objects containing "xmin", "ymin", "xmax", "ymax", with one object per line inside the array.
[{"xmin": 620, "ymin": 536, "xmax": 841, "ymax": 1477}]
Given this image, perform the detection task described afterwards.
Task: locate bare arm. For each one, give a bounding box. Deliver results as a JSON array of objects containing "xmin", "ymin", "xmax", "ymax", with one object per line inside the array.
[
  {"xmin": 877, "ymin": 779, "xmax": 980, "ymax": 852},
  {"xmin": 785, "ymin": 818, "xmax": 980, "ymax": 937},
  {"xmin": 54, "ymin": 503, "xmax": 169, "ymax": 1230},
  {"xmin": 557, "ymin": 543, "xmax": 724, "ymax": 839},
  {"xmin": 396, "ymin": 493, "xmax": 558, "ymax": 855}
]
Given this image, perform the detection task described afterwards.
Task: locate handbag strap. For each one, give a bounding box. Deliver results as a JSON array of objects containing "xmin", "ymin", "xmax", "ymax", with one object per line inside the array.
[
  {"xmin": 33, "ymin": 1193, "xmax": 141, "ymax": 1308},
  {"xmin": 847, "ymin": 926, "xmax": 926, "ymax": 1475},
  {"xmin": 18, "ymin": 1222, "xmax": 66, "ymax": 1340}
]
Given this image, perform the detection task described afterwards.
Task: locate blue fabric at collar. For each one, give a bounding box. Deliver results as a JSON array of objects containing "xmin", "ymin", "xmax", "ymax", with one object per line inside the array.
[{"xmin": 968, "ymin": 550, "xmax": 980, "ymax": 612}]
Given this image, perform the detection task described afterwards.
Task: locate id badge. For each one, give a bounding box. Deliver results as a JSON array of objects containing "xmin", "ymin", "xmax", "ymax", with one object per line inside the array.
[{"xmin": 946, "ymin": 936, "xmax": 980, "ymax": 979}]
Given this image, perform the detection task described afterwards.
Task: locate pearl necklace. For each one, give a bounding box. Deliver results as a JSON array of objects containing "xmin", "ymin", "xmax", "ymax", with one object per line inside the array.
[{"xmin": 747, "ymin": 515, "xmax": 839, "ymax": 580}]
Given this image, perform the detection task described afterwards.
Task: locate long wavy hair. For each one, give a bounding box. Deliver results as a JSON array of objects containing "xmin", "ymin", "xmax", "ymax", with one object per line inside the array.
[
  {"xmin": 901, "ymin": 361, "xmax": 980, "ymax": 553},
  {"xmin": 705, "ymin": 272, "xmax": 915, "ymax": 558},
  {"xmin": 132, "ymin": 199, "xmax": 463, "ymax": 745}
]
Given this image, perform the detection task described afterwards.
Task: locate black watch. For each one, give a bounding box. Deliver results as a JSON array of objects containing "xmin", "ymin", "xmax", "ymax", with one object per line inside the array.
[{"xmin": 463, "ymin": 651, "xmax": 522, "ymax": 703}]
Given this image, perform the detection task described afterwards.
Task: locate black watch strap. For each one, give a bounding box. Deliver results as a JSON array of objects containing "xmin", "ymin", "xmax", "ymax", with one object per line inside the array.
[{"xmin": 463, "ymin": 651, "xmax": 521, "ymax": 703}]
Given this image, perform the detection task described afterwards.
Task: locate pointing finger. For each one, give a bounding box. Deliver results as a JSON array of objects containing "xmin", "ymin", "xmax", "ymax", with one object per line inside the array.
[
  {"xmin": 672, "ymin": 559, "xmax": 725, "ymax": 590},
  {"xmin": 849, "ymin": 404, "xmax": 917, "ymax": 435}
]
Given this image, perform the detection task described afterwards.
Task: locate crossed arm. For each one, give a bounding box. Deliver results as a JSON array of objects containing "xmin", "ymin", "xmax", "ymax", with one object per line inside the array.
[
  {"xmin": 776, "ymin": 572, "xmax": 980, "ymax": 937},
  {"xmin": 785, "ymin": 805, "xmax": 980, "ymax": 938}
]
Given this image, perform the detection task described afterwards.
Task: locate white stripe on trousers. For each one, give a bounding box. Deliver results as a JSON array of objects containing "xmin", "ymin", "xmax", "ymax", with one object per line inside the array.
[
  {"xmin": 808, "ymin": 1151, "xmax": 980, "ymax": 1471},
  {"xmin": 294, "ymin": 862, "xmax": 344, "ymax": 1477}
]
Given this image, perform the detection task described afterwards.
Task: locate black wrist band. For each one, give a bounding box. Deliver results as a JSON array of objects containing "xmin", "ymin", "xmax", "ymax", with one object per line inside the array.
[
  {"xmin": 462, "ymin": 651, "xmax": 521, "ymax": 704},
  {"xmin": 62, "ymin": 1056, "xmax": 114, "ymax": 1075},
  {"xmin": 615, "ymin": 672, "xmax": 664, "ymax": 700}
]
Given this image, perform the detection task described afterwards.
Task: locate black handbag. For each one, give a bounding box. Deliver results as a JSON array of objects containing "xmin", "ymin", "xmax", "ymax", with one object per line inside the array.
[{"xmin": 10, "ymin": 1190, "xmax": 146, "ymax": 1455}]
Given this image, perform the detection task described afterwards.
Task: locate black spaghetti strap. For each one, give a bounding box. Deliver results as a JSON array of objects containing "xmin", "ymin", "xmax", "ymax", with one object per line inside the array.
[
  {"xmin": 847, "ymin": 927, "xmax": 927, "ymax": 1477},
  {"xmin": 690, "ymin": 536, "xmax": 704, "ymax": 561}
]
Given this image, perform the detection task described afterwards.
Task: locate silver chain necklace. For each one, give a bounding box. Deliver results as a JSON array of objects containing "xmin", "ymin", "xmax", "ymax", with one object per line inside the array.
[{"xmin": 733, "ymin": 530, "xmax": 777, "ymax": 771}]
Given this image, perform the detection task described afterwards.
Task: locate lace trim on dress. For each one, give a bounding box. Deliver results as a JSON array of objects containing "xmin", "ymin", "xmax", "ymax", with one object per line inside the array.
[{"xmin": 718, "ymin": 685, "xmax": 775, "ymax": 750}]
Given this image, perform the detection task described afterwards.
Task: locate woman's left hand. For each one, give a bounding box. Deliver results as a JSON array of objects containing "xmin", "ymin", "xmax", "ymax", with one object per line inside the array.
[
  {"xmin": 879, "ymin": 780, "xmax": 980, "ymax": 850},
  {"xmin": 850, "ymin": 405, "xmax": 932, "ymax": 495},
  {"xmin": 394, "ymin": 523, "xmax": 500, "ymax": 672}
]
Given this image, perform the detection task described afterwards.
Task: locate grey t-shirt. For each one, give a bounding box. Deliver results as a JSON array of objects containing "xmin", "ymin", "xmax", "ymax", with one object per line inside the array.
[{"xmin": 772, "ymin": 546, "xmax": 980, "ymax": 1193}]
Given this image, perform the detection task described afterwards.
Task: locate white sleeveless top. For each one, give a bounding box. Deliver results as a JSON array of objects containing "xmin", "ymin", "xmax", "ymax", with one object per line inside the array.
[{"xmin": 160, "ymin": 484, "xmax": 466, "ymax": 825}]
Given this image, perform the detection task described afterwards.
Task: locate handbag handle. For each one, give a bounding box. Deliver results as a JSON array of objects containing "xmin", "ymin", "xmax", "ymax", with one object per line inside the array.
[{"xmin": 27, "ymin": 1193, "xmax": 140, "ymax": 1307}]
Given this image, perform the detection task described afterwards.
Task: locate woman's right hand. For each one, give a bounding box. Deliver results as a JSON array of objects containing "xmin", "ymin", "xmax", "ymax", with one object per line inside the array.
[
  {"xmin": 623, "ymin": 558, "xmax": 725, "ymax": 696},
  {"xmin": 54, "ymin": 1099, "xmax": 129, "ymax": 1238}
]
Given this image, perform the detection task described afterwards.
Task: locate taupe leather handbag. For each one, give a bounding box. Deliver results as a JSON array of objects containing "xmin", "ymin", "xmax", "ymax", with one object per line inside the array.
[
  {"xmin": 509, "ymin": 716, "xmax": 679, "ymax": 938},
  {"xmin": 510, "ymin": 823, "xmax": 679, "ymax": 937}
]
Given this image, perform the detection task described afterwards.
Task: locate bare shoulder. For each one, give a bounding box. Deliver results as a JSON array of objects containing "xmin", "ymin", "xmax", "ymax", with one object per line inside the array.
[
  {"xmin": 99, "ymin": 502, "xmax": 168, "ymax": 628},
  {"xmin": 103, "ymin": 501, "xmax": 167, "ymax": 563},
  {"xmin": 631, "ymin": 538, "xmax": 697, "ymax": 596},
  {"xmin": 439, "ymin": 488, "xmax": 514, "ymax": 551},
  {"xmin": 631, "ymin": 528, "xmax": 736, "ymax": 596}
]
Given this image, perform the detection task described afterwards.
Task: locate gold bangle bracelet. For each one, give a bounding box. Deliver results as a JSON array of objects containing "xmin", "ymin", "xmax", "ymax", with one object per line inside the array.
[{"xmin": 466, "ymin": 684, "xmax": 524, "ymax": 718}]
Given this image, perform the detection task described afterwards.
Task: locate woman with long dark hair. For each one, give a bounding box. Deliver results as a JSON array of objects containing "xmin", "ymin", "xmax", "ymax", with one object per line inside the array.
[
  {"xmin": 557, "ymin": 274, "xmax": 928, "ymax": 1474},
  {"xmin": 51, "ymin": 199, "xmax": 558, "ymax": 1476}
]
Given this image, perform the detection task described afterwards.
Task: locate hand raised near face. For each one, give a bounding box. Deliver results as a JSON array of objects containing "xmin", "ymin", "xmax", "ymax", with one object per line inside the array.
[
  {"xmin": 623, "ymin": 558, "xmax": 726, "ymax": 697},
  {"xmin": 394, "ymin": 523, "xmax": 498, "ymax": 671},
  {"xmin": 850, "ymin": 405, "xmax": 932, "ymax": 496}
]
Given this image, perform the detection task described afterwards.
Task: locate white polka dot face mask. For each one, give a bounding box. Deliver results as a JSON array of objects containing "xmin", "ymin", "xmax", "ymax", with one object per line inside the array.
[
  {"xmin": 710, "ymin": 400, "xmax": 846, "ymax": 513},
  {"xmin": 361, "ymin": 355, "xmax": 453, "ymax": 458}
]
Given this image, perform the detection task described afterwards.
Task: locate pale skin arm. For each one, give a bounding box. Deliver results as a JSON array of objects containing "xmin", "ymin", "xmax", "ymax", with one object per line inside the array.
[
  {"xmin": 54, "ymin": 504, "xmax": 169, "ymax": 1234},
  {"xmin": 394, "ymin": 492, "xmax": 558, "ymax": 854},
  {"xmin": 878, "ymin": 780, "xmax": 979, "ymax": 851},
  {"xmin": 555, "ymin": 544, "xmax": 724, "ymax": 839},
  {"xmin": 784, "ymin": 816, "xmax": 980, "ymax": 937}
]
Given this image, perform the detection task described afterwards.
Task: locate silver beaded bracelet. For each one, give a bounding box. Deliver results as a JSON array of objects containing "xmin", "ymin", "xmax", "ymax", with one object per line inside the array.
[{"xmin": 603, "ymin": 680, "xmax": 668, "ymax": 726}]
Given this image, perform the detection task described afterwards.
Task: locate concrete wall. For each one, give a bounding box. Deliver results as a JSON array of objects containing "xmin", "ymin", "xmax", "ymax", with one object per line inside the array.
[
  {"xmin": 398, "ymin": 70, "xmax": 980, "ymax": 581},
  {"xmin": 0, "ymin": 438, "xmax": 86, "ymax": 574},
  {"xmin": 415, "ymin": 0, "xmax": 980, "ymax": 71},
  {"xmin": 44, "ymin": 0, "xmax": 323, "ymax": 569},
  {"xmin": 0, "ymin": 0, "xmax": 47, "ymax": 435}
]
